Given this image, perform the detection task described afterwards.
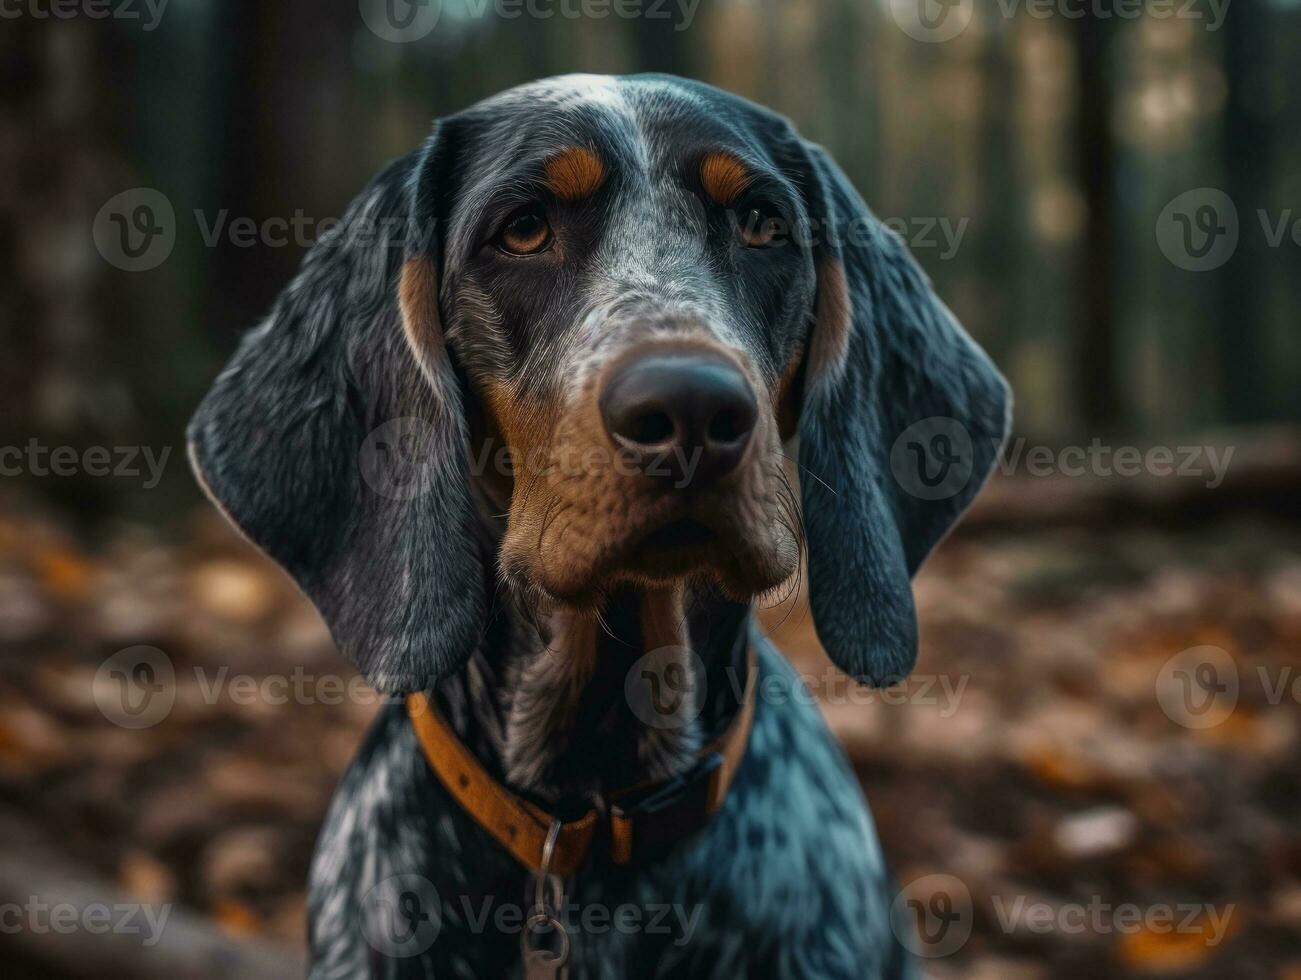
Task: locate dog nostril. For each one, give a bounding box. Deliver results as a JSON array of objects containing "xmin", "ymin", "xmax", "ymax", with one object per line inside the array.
[
  {"xmin": 708, "ymin": 408, "xmax": 746, "ymax": 445},
  {"xmin": 627, "ymin": 410, "xmax": 676, "ymax": 446}
]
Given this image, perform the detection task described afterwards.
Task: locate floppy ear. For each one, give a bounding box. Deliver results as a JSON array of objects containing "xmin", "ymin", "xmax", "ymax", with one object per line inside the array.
[
  {"xmin": 794, "ymin": 140, "xmax": 1011, "ymax": 686},
  {"xmin": 187, "ymin": 124, "xmax": 484, "ymax": 693}
]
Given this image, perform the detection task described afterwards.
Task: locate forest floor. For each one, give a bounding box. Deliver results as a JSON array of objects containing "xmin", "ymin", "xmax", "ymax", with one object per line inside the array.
[{"xmin": 0, "ymin": 493, "xmax": 1297, "ymax": 979}]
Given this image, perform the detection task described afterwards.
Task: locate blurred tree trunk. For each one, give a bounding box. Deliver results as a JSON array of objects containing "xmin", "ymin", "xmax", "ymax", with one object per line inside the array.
[
  {"xmin": 0, "ymin": 18, "xmax": 45, "ymax": 441},
  {"xmin": 820, "ymin": 0, "xmax": 877, "ymax": 192},
  {"xmin": 0, "ymin": 18, "xmax": 149, "ymax": 525},
  {"xmin": 206, "ymin": 1, "xmax": 358, "ymax": 338},
  {"xmin": 977, "ymin": 20, "xmax": 1021, "ymax": 370},
  {"xmin": 1072, "ymin": 9, "xmax": 1120, "ymax": 432},
  {"xmin": 0, "ymin": 21, "xmax": 109, "ymax": 445},
  {"xmin": 1219, "ymin": 8, "xmax": 1270, "ymax": 424},
  {"xmin": 629, "ymin": 8, "xmax": 693, "ymax": 76}
]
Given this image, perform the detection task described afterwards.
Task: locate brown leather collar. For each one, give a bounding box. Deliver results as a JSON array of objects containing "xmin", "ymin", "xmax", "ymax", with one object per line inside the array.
[{"xmin": 406, "ymin": 644, "xmax": 758, "ymax": 876}]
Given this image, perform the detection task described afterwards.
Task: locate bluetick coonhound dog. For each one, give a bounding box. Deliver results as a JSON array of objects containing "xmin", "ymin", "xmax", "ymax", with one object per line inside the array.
[{"xmin": 188, "ymin": 74, "xmax": 1010, "ymax": 978}]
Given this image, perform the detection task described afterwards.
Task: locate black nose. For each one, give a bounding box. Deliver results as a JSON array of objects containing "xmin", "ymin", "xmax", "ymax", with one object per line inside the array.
[{"xmin": 599, "ymin": 353, "xmax": 758, "ymax": 484}]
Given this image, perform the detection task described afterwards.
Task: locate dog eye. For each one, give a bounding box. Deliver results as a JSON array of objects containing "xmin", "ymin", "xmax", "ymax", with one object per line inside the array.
[
  {"xmin": 497, "ymin": 207, "xmax": 552, "ymax": 256},
  {"xmin": 734, "ymin": 204, "xmax": 781, "ymax": 248}
]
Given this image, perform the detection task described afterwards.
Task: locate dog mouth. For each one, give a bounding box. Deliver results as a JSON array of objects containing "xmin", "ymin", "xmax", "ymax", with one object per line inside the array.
[
  {"xmin": 637, "ymin": 517, "xmax": 716, "ymax": 552},
  {"xmin": 507, "ymin": 489, "xmax": 798, "ymax": 607},
  {"xmin": 621, "ymin": 517, "xmax": 720, "ymax": 577},
  {"xmin": 584, "ymin": 505, "xmax": 794, "ymax": 600}
]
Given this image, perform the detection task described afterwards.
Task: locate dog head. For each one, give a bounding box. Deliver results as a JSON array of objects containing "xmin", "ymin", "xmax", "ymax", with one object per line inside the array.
[{"xmin": 188, "ymin": 74, "xmax": 1010, "ymax": 692}]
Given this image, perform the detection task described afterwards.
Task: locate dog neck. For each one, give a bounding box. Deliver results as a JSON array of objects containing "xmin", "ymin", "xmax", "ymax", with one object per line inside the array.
[{"xmin": 433, "ymin": 572, "xmax": 751, "ymax": 807}]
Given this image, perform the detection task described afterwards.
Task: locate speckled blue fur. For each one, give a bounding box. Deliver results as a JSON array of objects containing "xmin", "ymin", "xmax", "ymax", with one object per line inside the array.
[{"xmin": 307, "ymin": 627, "xmax": 911, "ymax": 979}]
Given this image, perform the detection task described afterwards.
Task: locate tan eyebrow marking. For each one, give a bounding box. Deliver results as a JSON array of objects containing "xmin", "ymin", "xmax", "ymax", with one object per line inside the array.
[
  {"xmin": 542, "ymin": 146, "xmax": 607, "ymax": 201},
  {"xmin": 700, "ymin": 151, "xmax": 753, "ymax": 206}
]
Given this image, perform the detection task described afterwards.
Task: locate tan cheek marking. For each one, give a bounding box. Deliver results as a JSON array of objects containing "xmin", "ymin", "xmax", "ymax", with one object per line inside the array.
[
  {"xmin": 543, "ymin": 146, "xmax": 607, "ymax": 202},
  {"xmin": 806, "ymin": 258, "xmax": 852, "ymax": 392},
  {"xmin": 480, "ymin": 381, "xmax": 562, "ymax": 491},
  {"xmin": 482, "ymin": 381, "xmax": 535, "ymax": 453},
  {"xmin": 700, "ymin": 151, "xmax": 752, "ymax": 206}
]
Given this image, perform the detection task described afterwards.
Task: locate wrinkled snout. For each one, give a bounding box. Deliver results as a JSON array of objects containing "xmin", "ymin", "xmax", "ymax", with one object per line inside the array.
[{"xmin": 599, "ymin": 351, "xmax": 758, "ymax": 485}]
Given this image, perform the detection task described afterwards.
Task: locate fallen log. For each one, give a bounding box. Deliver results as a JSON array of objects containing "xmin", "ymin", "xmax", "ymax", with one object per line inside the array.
[
  {"xmin": 0, "ymin": 813, "xmax": 304, "ymax": 980},
  {"xmin": 962, "ymin": 427, "xmax": 1300, "ymax": 530}
]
